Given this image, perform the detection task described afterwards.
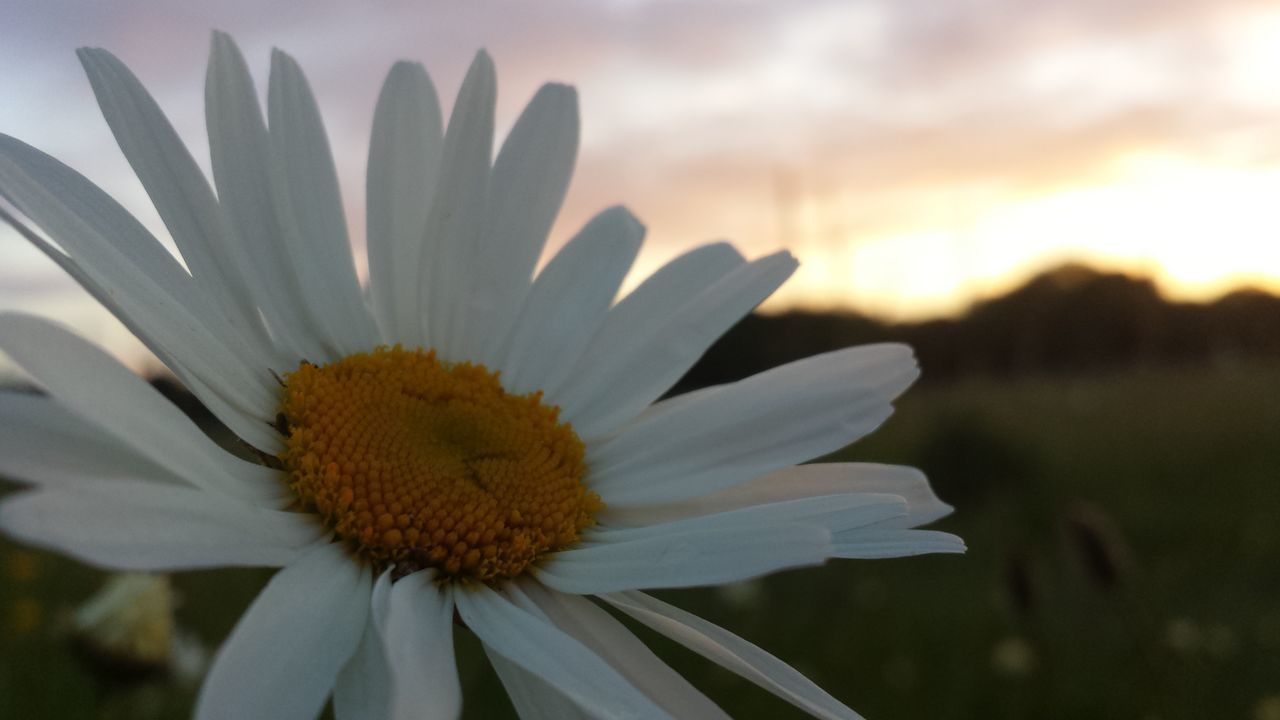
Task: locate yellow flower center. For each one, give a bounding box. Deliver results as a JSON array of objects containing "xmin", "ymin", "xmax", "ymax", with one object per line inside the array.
[{"xmin": 279, "ymin": 347, "xmax": 600, "ymax": 581}]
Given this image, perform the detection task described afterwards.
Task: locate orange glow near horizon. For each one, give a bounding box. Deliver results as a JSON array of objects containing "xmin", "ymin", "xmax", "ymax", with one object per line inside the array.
[{"xmin": 762, "ymin": 154, "xmax": 1280, "ymax": 320}]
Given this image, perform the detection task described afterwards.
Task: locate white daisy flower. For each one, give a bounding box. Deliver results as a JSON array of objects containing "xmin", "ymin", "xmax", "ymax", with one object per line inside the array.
[
  {"xmin": 0, "ymin": 32, "xmax": 964, "ymax": 720},
  {"xmin": 72, "ymin": 572, "xmax": 208, "ymax": 685}
]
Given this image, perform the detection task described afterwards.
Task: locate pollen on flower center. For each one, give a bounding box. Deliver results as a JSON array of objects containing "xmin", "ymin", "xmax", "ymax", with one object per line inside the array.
[{"xmin": 279, "ymin": 346, "xmax": 600, "ymax": 581}]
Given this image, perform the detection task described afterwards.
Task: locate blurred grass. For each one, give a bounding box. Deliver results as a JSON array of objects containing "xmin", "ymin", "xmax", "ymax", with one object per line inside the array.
[{"xmin": 2, "ymin": 362, "xmax": 1278, "ymax": 718}]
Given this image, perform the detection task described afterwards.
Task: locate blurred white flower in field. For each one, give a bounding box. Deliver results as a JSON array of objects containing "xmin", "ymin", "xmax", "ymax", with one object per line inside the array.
[
  {"xmin": 1165, "ymin": 617, "xmax": 1202, "ymax": 655},
  {"xmin": 0, "ymin": 31, "xmax": 962, "ymax": 719},
  {"xmin": 990, "ymin": 635, "xmax": 1037, "ymax": 677},
  {"xmin": 716, "ymin": 579, "xmax": 766, "ymax": 610},
  {"xmin": 71, "ymin": 573, "xmax": 207, "ymax": 684},
  {"xmin": 74, "ymin": 573, "xmax": 175, "ymax": 668}
]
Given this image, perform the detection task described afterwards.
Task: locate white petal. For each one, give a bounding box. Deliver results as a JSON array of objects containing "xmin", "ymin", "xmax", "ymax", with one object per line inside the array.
[
  {"xmin": 559, "ymin": 251, "xmax": 798, "ymax": 440},
  {"xmin": 206, "ymin": 31, "xmax": 326, "ymax": 361},
  {"xmin": 0, "ymin": 134, "xmax": 278, "ymax": 413},
  {"xmin": 196, "ymin": 543, "xmax": 371, "ymax": 720},
  {"xmin": 0, "ymin": 204, "xmax": 277, "ymax": 448},
  {"xmin": 535, "ymin": 522, "xmax": 831, "ymax": 594},
  {"xmin": 485, "ymin": 648, "xmax": 590, "ymax": 720},
  {"xmin": 420, "ymin": 50, "xmax": 494, "ymax": 358},
  {"xmin": 455, "ymin": 585, "xmax": 668, "ymax": 719},
  {"xmin": 602, "ymin": 591, "xmax": 864, "ymax": 720},
  {"xmin": 76, "ymin": 47, "xmax": 276, "ymax": 356},
  {"xmin": 268, "ymin": 48, "xmax": 378, "ymax": 356},
  {"xmin": 601, "ymin": 463, "xmax": 953, "ymax": 530},
  {"xmin": 597, "ymin": 492, "xmax": 963, "ymax": 562},
  {"xmin": 832, "ymin": 528, "xmax": 966, "ymax": 558},
  {"xmin": 333, "ymin": 615, "xmax": 391, "ymax": 720},
  {"xmin": 544, "ymin": 241, "xmax": 744, "ymax": 400},
  {"xmin": 0, "ymin": 314, "xmax": 284, "ymax": 504},
  {"xmin": 369, "ymin": 566, "xmax": 394, "ymax": 631},
  {"xmin": 366, "ymin": 61, "xmax": 444, "ymax": 345},
  {"xmin": 498, "ymin": 206, "xmax": 644, "ymax": 395},
  {"xmin": 0, "ymin": 481, "xmax": 320, "ymax": 571},
  {"xmin": 335, "ymin": 570, "xmax": 393, "ymax": 720},
  {"xmin": 182, "ymin": 367, "xmax": 283, "ymax": 452},
  {"xmin": 378, "ymin": 571, "xmax": 461, "ymax": 720},
  {"xmin": 0, "ymin": 391, "xmax": 177, "ymax": 487},
  {"xmin": 465, "ymin": 83, "xmax": 579, "ymax": 366},
  {"xmin": 521, "ymin": 582, "xmax": 728, "ymax": 719},
  {"xmin": 589, "ymin": 344, "xmax": 919, "ymax": 508},
  {"xmin": 593, "ymin": 494, "xmax": 908, "ymax": 542}
]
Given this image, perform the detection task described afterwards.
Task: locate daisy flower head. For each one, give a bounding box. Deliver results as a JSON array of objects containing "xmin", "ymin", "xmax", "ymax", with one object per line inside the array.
[{"xmin": 0, "ymin": 32, "xmax": 964, "ymax": 720}]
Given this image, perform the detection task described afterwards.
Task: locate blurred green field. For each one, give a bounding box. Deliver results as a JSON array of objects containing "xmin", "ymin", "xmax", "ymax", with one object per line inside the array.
[{"xmin": 2, "ymin": 362, "xmax": 1278, "ymax": 719}]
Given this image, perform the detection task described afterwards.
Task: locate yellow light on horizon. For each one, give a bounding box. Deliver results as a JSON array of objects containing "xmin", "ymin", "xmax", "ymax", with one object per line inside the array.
[{"xmin": 770, "ymin": 154, "xmax": 1280, "ymax": 320}]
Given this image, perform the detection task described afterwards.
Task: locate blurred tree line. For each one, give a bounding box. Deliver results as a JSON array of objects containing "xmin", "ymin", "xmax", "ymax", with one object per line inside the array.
[
  {"xmin": 676, "ymin": 263, "xmax": 1280, "ymax": 390},
  {"xmin": 113, "ymin": 262, "xmax": 1280, "ymax": 409}
]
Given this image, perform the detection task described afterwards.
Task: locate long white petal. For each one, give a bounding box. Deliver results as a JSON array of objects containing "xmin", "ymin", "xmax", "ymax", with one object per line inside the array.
[
  {"xmin": 544, "ymin": 241, "xmax": 744, "ymax": 400},
  {"xmin": 535, "ymin": 523, "xmax": 831, "ymax": 594},
  {"xmin": 181, "ymin": 366, "xmax": 282, "ymax": 452},
  {"xmin": 378, "ymin": 572, "xmax": 461, "ymax": 720},
  {"xmin": 196, "ymin": 543, "xmax": 371, "ymax": 720},
  {"xmin": 334, "ymin": 571, "xmax": 393, "ymax": 720},
  {"xmin": 333, "ymin": 615, "xmax": 391, "ymax": 720},
  {"xmin": 0, "ymin": 204, "xmax": 277, "ymax": 448},
  {"xmin": 76, "ymin": 47, "xmax": 276, "ymax": 356},
  {"xmin": 601, "ymin": 463, "xmax": 953, "ymax": 530},
  {"xmin": 5, "ymin": 215, "xmax": 276, "ymax": 448},
  {"xmin": 268, "ymin": 48, "xmax": 378, "ymax": 356},
  {"xmin": 206, "ymin": 31, "xmax": 325, "ymax": 361},
  {"xmin": 466, "ymin": 83, "xmax": 579, "ymax": 366},
  {"xmin": 0, "ymin": 481, "xmax": 320, "ymax": 571},
  {"xmin": 832, "ymin": 528, "xmax": 966, "ymax": 558},
  {"xmin": 366, "ymin": 61, "xmax": 444, "ymax": 345},
  {"xmin": 456, "ymin": 585, "xmax": 669, "ymax": 719},
  {"xmin": 420, "ymin": 50, "xmax": 494, "ymax": 358},
  {"xmin": 593, "ymin": 494, "xmax": 908, "ymax": 543},
  {"xmin": 0, "ymin": 314, "xmax": 284, "ymax": 504},
  {"xmin": 559, "ymin": 251, "xmax": 798, "ymax": 440},
  {"xmin": 498, "ymin": 206, "xmax": 644, "ymax": 395},
  {"xmin": 0, "ymin": 135, "xmax": 278, "ymax": 412},
  {"xmin": 485, "ymin": 648, "xmax": 591, "ymax": 720},
  {"xmin": 589, "ymin": 344, "xmax": 919, "ymax": 507},
  {"xmin": 521, "ymin": 582, "xmax": 729, "ymax": 719},
  {"xmin": 602, "ymin": 591, "xmax": 864, "ymax": 720},
  {"xmin": 0, "ymin": 391, "xmax": 177, "ymax": 487},
  {"xmin": 595, "ymin": 491, "xmax": 963, "ymax": 561},
  {"xmin": 479, "ymin": 584, "xmax": 625, "ymax": 720}
]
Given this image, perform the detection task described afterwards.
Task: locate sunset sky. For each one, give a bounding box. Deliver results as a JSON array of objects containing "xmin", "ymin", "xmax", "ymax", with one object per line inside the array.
[{"xmin": 4, "ymin": 0, "xmax": 1280, "ymax": 370}]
